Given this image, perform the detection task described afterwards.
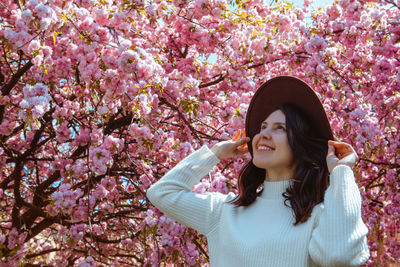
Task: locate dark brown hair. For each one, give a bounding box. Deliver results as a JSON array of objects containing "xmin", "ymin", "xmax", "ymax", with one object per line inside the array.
[{"xmin": 227, "ymin": 104, "xmax": 330, "ymax": 225}]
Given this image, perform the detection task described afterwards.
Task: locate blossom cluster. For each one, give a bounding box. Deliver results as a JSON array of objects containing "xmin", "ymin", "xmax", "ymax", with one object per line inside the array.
[
  {"xmin": 0, "ymin": 0, "xmax": 399, "ymax": 265},
  {"xmin": 19, "ymin": 83, "xmax": 51, "ymax": 119},
  {"xmin": 47, "ymin": 183, "xmax": 84, "ymax": 217}
]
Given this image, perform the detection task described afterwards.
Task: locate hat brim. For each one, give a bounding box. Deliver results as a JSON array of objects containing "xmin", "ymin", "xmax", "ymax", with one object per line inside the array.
[{"xmin": 245, "ymin": 76, "xmax": 333, "ymax": 155}]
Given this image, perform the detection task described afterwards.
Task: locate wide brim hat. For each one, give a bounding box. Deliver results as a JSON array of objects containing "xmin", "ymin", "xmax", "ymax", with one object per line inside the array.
[{"xmin": 245, "ymin": 76, "xmax": 334, "ymax": 156}]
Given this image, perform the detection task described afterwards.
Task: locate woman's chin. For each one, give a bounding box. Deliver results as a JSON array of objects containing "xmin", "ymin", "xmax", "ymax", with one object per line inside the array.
[{"xmin": 252, "ymin": 158, "xmax": 268, "ymax": 169}]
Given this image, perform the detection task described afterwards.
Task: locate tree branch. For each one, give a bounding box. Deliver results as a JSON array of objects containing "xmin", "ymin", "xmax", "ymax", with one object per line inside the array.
[
  {"xmin": 103, "ymin": 113, "xmax": 138, "ymax": 135},
  {"xmin": 25, "ymin": 217, "xmax": 60, "ymax": 242},
  {"xmin": 1, "ymin": 60, "xmax": 32, "ymax": 96},
  {"xmin": 25, "ymin": 248, "xmax": 60, "ymax": 259},
  {"xmin": 199, "ymin": 73, "xmax": 227, "ymax": 88},
  {"xmin": 159, "ymin": 97, "xmax": 203, "ymax": 144},
  {"xmin": 360, "ymin": 158, "xmax": 400, "ymax": 168},
  {"xmin": 0, "ymin": 60, "xmax": 33, "ymax": 123},
  {"xmin": 329, "ymin": 66, "xmax": 355, "ymax": 93}
]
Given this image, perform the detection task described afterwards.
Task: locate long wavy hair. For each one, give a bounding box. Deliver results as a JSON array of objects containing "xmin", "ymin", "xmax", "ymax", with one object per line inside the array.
[{"xmin": 227, "ymin": 104, "xmax": 330, "ymax": 225}]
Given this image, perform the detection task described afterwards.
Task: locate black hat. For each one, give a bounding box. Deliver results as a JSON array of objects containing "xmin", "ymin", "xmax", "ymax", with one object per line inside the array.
[{"xmin": 245, "ymin": 76, "xmax": 334, "ymax": 155}]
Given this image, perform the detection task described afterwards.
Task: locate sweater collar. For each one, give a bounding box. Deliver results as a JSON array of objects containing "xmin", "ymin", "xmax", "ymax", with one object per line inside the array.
[{"xmin": 258, "ymin": 179, "xmax": 292, "ymax": 199}]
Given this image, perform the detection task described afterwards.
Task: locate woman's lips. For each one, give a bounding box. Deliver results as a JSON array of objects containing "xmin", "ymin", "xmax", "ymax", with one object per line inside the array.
[{"xmin": 256, "ymin": 144, "xmax": 275, "ymax": 152}]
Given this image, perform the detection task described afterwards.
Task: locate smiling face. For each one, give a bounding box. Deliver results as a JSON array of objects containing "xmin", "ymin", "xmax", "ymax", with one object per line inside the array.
[{"xmin": 252, "ymin": 109, "xmax": 296, "ymax": 180}]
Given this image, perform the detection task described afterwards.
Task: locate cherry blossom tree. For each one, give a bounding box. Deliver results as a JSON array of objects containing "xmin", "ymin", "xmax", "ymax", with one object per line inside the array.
[{"xmin": 0, "ymin": 0, "xmax": 399, "ymax": 266}]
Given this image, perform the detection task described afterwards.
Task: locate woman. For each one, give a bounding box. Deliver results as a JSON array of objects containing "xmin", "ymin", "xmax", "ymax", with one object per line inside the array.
[{"xmin": 146, "ymin": 76, "xmax": 370, "ymax": 266}]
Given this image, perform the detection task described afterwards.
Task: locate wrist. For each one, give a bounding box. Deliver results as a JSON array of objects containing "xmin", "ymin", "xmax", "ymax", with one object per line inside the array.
[
  {"xmin": 210, "ymin": 146, "xmax": 222, "ymax": 160},
  {"xmin": 331, "ymin": 163, "xmax": 352, "ymax": 174}
]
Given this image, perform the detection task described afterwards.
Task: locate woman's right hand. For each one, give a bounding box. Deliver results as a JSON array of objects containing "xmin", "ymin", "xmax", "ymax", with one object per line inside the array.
[{"xmin": 211, "ymin": 130, "xmax": 250, "ymax": 160}]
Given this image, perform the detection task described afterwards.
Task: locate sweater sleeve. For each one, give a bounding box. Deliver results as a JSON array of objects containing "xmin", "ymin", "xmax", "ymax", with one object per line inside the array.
[
  {"xmin": 146, "ymin": 145, "xmax": 234, "ymax": 236},
  {"xmin": 308, "ymin": 165, "xmax": 370, "ymax": 267}
]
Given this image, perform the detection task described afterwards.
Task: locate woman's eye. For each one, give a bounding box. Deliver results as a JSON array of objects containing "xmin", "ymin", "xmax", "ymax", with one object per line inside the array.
[{"xmin": 277, "ymin": 126, "xmax": 285, "ymax": 130}]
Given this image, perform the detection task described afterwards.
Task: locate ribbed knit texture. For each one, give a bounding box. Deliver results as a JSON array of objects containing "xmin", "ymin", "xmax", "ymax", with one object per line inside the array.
[{"xmin": 146, "ymin": 146, "xmax": 370, "ymax": 267}]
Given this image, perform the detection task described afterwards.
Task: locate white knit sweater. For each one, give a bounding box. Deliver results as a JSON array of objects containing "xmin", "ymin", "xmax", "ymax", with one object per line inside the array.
[{"xmin": 146, "ymin": 146, "xmax": 370, "ymax": 267}]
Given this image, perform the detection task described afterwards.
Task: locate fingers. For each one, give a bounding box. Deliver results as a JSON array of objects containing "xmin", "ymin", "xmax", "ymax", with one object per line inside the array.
[
  {"xmin": 328, "ymin": 140, "xmax": 351, "ymax": 153},
  {"xmin": 327, "ymin": 144, "xmax": 335, "ymax": 156},
  {"xmin": 327, "ymin": 139, "xmax": 359, "ymax": 172},
  {"xmin": 328, "ymin": 140, "xmax": 346, "ymax": 147},
  {"xmin": 328, "ymin": 140, "xmax": 352, "ymax": 150},
  {"xmin": 236, "ymin": 136, "xmax": 250, "ymax": 145},
  {"xmin": 232, "ymin": 129, "xmax": 249, "ymax": 149},
  {"xmin": 328, "ymin": 140, "xmax": 359, "ymax": 166},
  {"xmin": 328, "ymin": 140, "xmax": 355, "ymax": 156},
  {"xmin": 234, "ymin": 137, "xmax": 249, "ymax": 153},
  {"xmin": 232, "ymin": 128, "xmax": 246, "ymax": 141},
  {"xmin": 232, "ymin": 129, "xmax": 241, "ymax": 141},
  {"xmin": 235, "ymin": 146, "xmax": 249, "ymax": 156},
  {"xmin": 327, "ymin": 144, "xmax": 338, "ymax": 162},
  {"xmin": 328, "ymin": 141, "xmax": 344, "ymax": 159}
]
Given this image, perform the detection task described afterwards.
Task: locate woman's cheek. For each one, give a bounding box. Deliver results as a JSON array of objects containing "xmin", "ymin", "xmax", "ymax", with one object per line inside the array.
[{"xmin": 252, "ymin": 134, "xmax": 259, "ymax": 150}]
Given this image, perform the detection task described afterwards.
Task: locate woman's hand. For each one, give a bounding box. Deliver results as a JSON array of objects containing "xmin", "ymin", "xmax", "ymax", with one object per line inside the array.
[
  {"xmin": 211, "ymin": 129, "xmax": 250, "ymax": 160},
  {"xmin": 326, "ymin": 140, "xmax": 359, "ymax": 173}
]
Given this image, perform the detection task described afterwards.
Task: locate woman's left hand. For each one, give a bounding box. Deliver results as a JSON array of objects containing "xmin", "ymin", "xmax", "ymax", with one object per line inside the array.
[{"xmin": 326, "ymin": 140, "xmax": 359, "ymax": 173}]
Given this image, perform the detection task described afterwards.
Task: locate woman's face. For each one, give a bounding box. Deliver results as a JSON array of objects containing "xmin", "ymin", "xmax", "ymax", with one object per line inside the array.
[{"xmin": 252, "ymin": 109, "xmax": 296, "ymax": 175}]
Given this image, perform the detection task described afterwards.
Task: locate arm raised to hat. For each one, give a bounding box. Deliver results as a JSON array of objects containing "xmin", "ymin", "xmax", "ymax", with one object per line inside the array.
[
  {"xmin": 326, "ymin": 140, "xmax": 359, "ymax": 173},
  {"xmin": 308, "ymin": 141, "xmax": 370, "ymax": 266},
  {"xmin": 210, "ymin": 136, "xmax": 250, "ymax": 160},
  {"xmin": 146, "ymin": 145, "xmax": 236, "ymax": 236}
]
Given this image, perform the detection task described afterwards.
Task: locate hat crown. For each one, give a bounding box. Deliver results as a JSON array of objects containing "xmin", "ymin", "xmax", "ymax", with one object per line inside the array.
[{"xmin": 245, "ymin": 76, "xmax": 333, "ymax": 155}]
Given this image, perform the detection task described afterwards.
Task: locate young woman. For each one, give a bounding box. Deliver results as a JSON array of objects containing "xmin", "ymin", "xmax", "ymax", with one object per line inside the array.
[{"xmin": 146, "ymin": 76, "xmax": 370, "ymax": 266}]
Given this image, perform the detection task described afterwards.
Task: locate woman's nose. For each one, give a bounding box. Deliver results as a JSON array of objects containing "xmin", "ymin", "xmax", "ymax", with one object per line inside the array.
[{"xmin": 259, "ymin": 128, "xmax": 271, "ymax": 139}]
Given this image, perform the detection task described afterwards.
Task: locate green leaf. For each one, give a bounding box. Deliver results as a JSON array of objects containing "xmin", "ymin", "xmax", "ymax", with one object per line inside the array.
[{"xmin": 172, "ymin": 250, "xmax": 179, "ymax": 261}]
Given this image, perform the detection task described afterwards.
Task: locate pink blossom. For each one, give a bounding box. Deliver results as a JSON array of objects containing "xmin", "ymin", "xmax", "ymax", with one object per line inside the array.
[
  {"xmin": 20, "ymin": 83, "xmax": 51, "ymax": 119},
  {"xmin": 42, "ymin": 46, "xmax": 53, "ymax": 58},
  {"xmin": 209, "ymin": 173, "xmax": 228, "ymax": 194},
  {"xmin": 50, "ymin": 183, "xmax": 84, "ymax": 216},
  {"xmin": 305, "ymin": 36, "xmax": 327, "ymax": 53},
  {"xmin": 0, "ymin": 0, "xmax": 399, "ymax": 265},
  {"xmin": 71, "ymin": 159, "xmax": 88, "ymax": 178},
  {"xmin": 91, "ymin": 224, "xmax": 103, "ymax": 236},
  {"xmin": 56, "ymin": 121, "xmax": 72, "ymax": 143},
  {"xmin": 94, "ymin": 8, "xmax": 109, "ymax": 25},
  {"xmin": 22, "ymin": 9, "xmax": 33, "ymax": 22},
  {"xmin": 72, "ymin": 206, "xmax": 87, "ymax": 222},
  {"xmin": 304, "ymin": 0, "xmax": 315, "ymax": 7},
  {"xmin": 118, "ymin": 50, "xmax": 138, "ymax": 73},
  {"xmin": 145, "ymin": 209, "xmax": 158, "ymax": 227},
  {"xmin": 70, "ymin": 224, "xmax": 87, "ymax": 240},
  {"xmin": 27, "ymin": 40, "xmax": 40, "ymax": 52},
  {"xmin": 93, "ymin": 185, "xmax": 108, "ymax": 200},
  {"xmin": 74, "ymin": 127, "xmax": 91, "ymax": 146},
  {"xmin": 129, "ymin": 124, "xmax": 154, "ymax": 139},
  {"xmin": 103, "ymin": 135, "xmax": 124, "ymax": 153},
  {"xmin": 89, "ymin": 146, "xmax": 113, "ymax": 175},
  {"xmin": 34, "ymin": 4, "xmax": 53, "ymax": 19},
  {"xmin": 101, "ymin": 177, "xmax": 116, "ymax": 191},
  {"xmin": 90, "ymin": 127, "xmax": 103, "ymax": 145}
]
